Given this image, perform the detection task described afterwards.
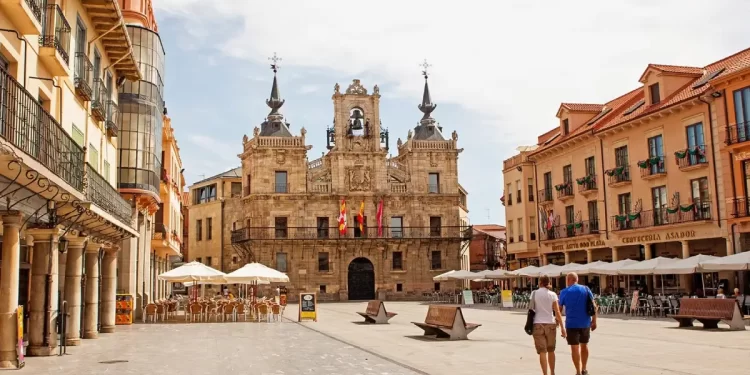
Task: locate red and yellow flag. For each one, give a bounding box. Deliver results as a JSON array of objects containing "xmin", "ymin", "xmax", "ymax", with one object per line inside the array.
[
  {"xmin": 338, "ymin": 199, "xmax": 347, "ymax": 235},
  {"xmin": 358, "ymin": 201, "xmax": 365, "ymax": 232}
]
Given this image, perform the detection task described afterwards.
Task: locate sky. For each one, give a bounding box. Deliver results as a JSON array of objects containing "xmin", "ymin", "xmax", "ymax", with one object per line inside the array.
[{"xmin": 152, "ymin": 0, "xmax": 750, "ymax": 225}]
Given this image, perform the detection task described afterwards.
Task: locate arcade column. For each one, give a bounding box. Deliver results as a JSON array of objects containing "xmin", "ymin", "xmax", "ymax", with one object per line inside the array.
[
  {"xmin": 63, "ymin": 235, "xmax": 87, "ymax": 346},
  {"xmin": 26, "ymin": 228, "xmax": 62, "ymax": 356},
  {"xmin": 100, "ymin": 247, "xmax": 118, "ymax": 333},
  {"xmin": 83, "ymin": 242, "xmax": 101, "ymax": 339},
  {"xmin": 0, "ymin": 211, "xmax": 22, "ymax": 368}
]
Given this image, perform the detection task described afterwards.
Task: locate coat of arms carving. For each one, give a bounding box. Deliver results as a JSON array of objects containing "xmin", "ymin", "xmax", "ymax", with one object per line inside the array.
[
  {"xmin": 275, "ymin": 150, "xmax": 287, "ymax": 165},
  {"xmin": 346, "ymin": 166, "xmax": 372, "ymax": 191}
]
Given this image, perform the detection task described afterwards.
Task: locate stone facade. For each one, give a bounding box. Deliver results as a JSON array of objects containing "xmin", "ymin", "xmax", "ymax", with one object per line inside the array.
[{"xmin": 232, "ymin": 75, "xmax": 470, "ymax": 301}]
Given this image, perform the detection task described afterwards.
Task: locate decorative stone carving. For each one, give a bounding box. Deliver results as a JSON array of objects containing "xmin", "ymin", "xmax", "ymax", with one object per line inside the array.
[
  {"xmin": 345, "ymin": 79, "xmax": 368, "ymax": 95},
  {"xmin": 397, "ymin": 138, "xmax": 402, "ymax": 148},
  {"xmin": 243, "ymin": 134, "xmax": 249, "ymax": 144},
  {"xmin": 346, "ymin": 166, "xmax": 372, "ymax": 191},
  {"xmin": 407, "ymin": 129, "xmax": 413, "ymax": 140},
  {"xmin": 253, "ymin": 127, "xmax": 260, "ymax": 137},
  {"xmin": 452, "ymin": 130, "xmax": 458, "ymax": 142},
  {"xmin": 373, "ymin": 85, "xmax": 379, "ymax": 95},
  {"xmin": 347, "ymin": 138, "xmax": 370, "ymax": 151},
  {"xmin": 275, "ymin": 149, "xmax": 287, "ymax": 165},
  {"xmin": 334, "ymin": 83, "xmax": 340, "ymax": 94},
  {"xmin": 429, "ymin": 152, "xmax": 438, "ymax": 167},
  {"xmin": 300, "ymin": 127, "xmax": 307, "ymax": 137}
]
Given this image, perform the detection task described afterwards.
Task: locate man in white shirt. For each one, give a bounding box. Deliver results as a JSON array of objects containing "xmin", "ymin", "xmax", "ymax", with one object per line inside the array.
[{"xmin": 532, "ymin": 275, "xmax": 566, "ymax": 375}]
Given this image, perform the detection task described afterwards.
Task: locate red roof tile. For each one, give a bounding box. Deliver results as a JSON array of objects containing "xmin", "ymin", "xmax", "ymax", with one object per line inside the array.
[{"xmin": 560, "ymin": 103, "xmax": 605, "ymax": 113}]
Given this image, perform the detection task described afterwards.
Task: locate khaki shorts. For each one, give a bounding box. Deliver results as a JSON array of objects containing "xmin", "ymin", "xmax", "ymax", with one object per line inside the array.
[{"xmin": 532, "ymin": 323, "xmax": 557, "ymax": 354}]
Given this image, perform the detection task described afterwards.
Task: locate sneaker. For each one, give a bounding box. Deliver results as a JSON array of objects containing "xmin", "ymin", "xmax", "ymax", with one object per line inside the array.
[{"xmin": 582, "ymin": 371, "xmax": 589, "ymax": 375}]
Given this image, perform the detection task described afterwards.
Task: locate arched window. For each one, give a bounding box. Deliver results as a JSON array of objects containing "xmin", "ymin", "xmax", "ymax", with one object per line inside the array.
[{"xmin": 348, "ymin": 107, "xmax": 365, "ymax": 136}]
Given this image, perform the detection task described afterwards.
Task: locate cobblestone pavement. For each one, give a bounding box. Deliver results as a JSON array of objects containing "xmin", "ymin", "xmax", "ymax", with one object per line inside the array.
[
  {"xmin": 24, "ymin": 319, "xmax": 421, "ymax": 375},
  {"xmin": 283, "ymin": 301, "xmax": 750, "ymax": 375}
]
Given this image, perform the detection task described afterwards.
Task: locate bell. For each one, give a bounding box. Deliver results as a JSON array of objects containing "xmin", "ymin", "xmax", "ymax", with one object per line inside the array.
[{"xmin": 351, "ymin": 118, "xmax": 363, "ymax": 130}]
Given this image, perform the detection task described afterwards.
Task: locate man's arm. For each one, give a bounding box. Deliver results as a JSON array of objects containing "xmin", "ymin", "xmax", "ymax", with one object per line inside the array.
[
  {"xmin": 553, "ymin": 300, "xmax": 566, "ymax": 338},
  {"xmin": 589, "ymin": 288, "xmax": 598, "ymax": 331}
]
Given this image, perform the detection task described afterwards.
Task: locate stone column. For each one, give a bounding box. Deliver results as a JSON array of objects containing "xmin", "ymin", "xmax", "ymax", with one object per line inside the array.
[
  {"xmin": 611, "ymin": 247, "xmax": 619, "ymax": 262},
  {"xmin": 564, "ymin": 251, "xmax": 571, "ymax": 264},
  {"xmin": 644, "ymin": 244, "xmax": 653, "ymax": 293},
  {"xmin": 63, "ymin": 235, "xmax": 86, "ymax": 346},
  {"xmin": 83, "ymin": 242, "xmax": 101, "ymax": 339},
  {"xmin": 726, "ymin": 238, "xmax": 734, "ymax": 256},
  {"xmin": 26, "ymin": 228, "xmax": 62, "ymax": 356},
  {"xmin": 680, "ymin": 240, "xmax": 690, "ymax": 259},
  {"xmin": 100, "ymin": 247, "xmax": 117, "ymax": 333},
  {"xmin": 58, "ymin": 251, "xmax": 67, "ymax": 295},
  {"xmin": 586, "ymin": 249, "xmax": 593, "ymax": 263},
  {"xmin": 541, "ymin": 253, "xmax": 548, "ymax": 266},
  {"xmin": 0, "ymin": 211, "xmax": 22, "ymax": 369}
]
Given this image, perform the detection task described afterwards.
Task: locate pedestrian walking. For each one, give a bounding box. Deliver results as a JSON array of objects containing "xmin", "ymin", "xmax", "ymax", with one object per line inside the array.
[
  {"xmin": 559, "ymin": 272, "xmax": 597, "ymax": 375},
  {"xmin": 530, "ymin": 275, "xmax": 565, "ymax": 375}
]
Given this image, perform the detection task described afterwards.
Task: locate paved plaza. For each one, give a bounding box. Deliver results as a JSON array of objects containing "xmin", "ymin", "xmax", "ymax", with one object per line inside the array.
[{"xmin": 24, "ymin": 302, "xmax": 750, "ymax": 375}]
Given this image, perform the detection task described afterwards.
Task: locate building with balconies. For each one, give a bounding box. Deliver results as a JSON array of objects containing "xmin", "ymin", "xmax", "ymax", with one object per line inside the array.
[
  {"xmin": 502, "ymin": 147, "xmax": 540, "ymax": 270},
  {"xmin": 230, "ymin": 63, "xmax": 470, "ymax": 302},
  {"xmin": 0, "ymin": 0, "xmax": 141, "ymax": 368}
]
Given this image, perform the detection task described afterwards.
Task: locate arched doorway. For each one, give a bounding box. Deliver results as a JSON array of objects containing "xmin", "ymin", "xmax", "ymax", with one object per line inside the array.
[{"xmin": 348, "ymin": 257, "xmax": 375, "ymax": 300}]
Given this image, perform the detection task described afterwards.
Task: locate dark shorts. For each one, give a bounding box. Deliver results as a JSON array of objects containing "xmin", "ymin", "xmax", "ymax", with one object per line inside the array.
[{"xmin": 566, "ymin": 327, "xmax": 591, "ymax": 346}]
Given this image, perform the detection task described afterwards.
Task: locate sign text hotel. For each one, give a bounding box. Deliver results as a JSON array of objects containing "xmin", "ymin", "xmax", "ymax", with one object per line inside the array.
[
  {"xmin": 621, "ymin": 230, "xmax": 696, "ymax": 244},
  {"xmin": 551, "ymin": 239, "xmax": 605, "ymax": 251}
]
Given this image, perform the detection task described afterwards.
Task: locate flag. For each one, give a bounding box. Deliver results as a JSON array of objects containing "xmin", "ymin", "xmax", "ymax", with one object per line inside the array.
[
  {"xmin": 547, "ymin": 212, "xmax": 554, "ymax": 230},
  {"xmin": 538, "ymin": 207, "xmax": 546, "ymax": 233},
  {"xmin": 358, "ymin": 201, "xmax": 365, "ymax": 232},
  {"xmin": 338, "ymin": 199, "xmax": 347, "ymax": 235},
  {"xmin": 376, "ymin": 199, "xmax": 384, "ymax": 237}
]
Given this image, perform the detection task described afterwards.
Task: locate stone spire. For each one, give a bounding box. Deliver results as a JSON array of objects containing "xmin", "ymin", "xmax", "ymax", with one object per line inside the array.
[
  {"xmin": 413, "ymin": 59, "xmax": 444, "ymax": 141},
  {"xmin": 266, "ymin": 53, "xmax": 285, "ymax": 118},
  {"xmin": 259, "ymin": 53, "xmax": 293, "ymax": 137}
]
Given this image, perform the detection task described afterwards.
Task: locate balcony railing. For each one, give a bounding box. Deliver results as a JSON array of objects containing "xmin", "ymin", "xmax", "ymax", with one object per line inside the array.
[
  {"xmin": 542, "ymin": 219, "xmax": 600, "ymax": 241},
  {"xmin": 555, "ymin": 182, "xmax": 573, "ymax": 199},
  {"xmin": 25, "ymin": 0, "xmax": 44, "ymax": 24},
  {"xmin": 611, "ymin": 200, "xmax": 711, "ymax": 231},
  {"xmin": 538, "ymin": 188, "xmax": 553, "ymax": 203},
  {"xmin": 153, "ymin": 223, "xmax": 168, "ymax": 240},
  {"xmin": 428, "ymin": 184, "xmax": 441, "ymax": 194},
  {"xmin": 85, "ymin": 163, "xmax": 132, "ymax": 226},
  {"xmin": 577, "ymin": 174, "xmax": 597, "ymax": 193},
  {"xmin": 274, "ymin": 183, "xmax": 289, "ymax": 193},
  {"xmin": 675, "ymin": 145, "xmax": 707, "ymax": 169},
  {"xmin": 91, "ymin": 78, "xmax": 107, "ymax": 121},
  {"xmin": 105, "ymin": 100, "xmax": 119, "ymax": 137},
  {"xmin": 725, "ymin": 122, "xmax": 750, "ymax": 146},
  {"xmin": 231, "ymin": 226, "xmax": 472, "ymax": 243},
  {"xmin": 638, "ymin": 156, "xmax": 666, "ymax": 178},
  {"xmin": 0, "ymin": 67, "xmax": 84, "ymax": 190},
  {"xmin": 606, "ymin": 165, "xmax": 631, "ymax": 185},
  {"xmin": 40, "ymin": 4, "xmax": 71, "ymax": 64},
  {"xmin": 731, "ymin": 198, "xmax": 750, "ymax": 218},
  {"xmin": 74, "ymin": 52, "xmax": 93, "ymax": 100}
]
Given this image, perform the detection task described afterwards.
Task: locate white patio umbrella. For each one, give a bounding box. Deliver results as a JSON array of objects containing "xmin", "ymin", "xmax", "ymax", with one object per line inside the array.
[
  {"xmin": 653, "ymin": 254, "xmax": 719, "ymax": 275},
  {"xmin": 433, "ymin": 270, "xmax": 459, "ymax": 281},
  {"xmin": 157, "ymin": 261, "xmax": 226, "ymax": 283},
  {"xmin": 619, "ymin": 257, "xmax": 679, "ymax": 275},
  {"xmin": 483, "ymin": 269, "xmax": 515, "ymax": 279},
  {"xmin": 587, "ymin": 259, "xmax": 639, "ymax": 275},
  {"xmin": 558, "ymin": 263, "xmax": 587, "ymax": 276},
  {"xmin": 577, "ymin": 261, "xmax": 609, "ymax": 276},
  {"xmin": 443, "ymin": 270, "xmax": 480, "ymax": 280},
  {"xmin": 526, "ymin": 264, "xmax": 563, "ymax": 277},
  {"xmin": 224, "ymin": 262, "xmax": 290, "ymax": 283},
  {"xmin": 699, "ymin": 251, "xmax": 750, "ymax": 271},
  {"xmin": 512, "ymin": 265, "xmax": 540, "ymax": 277}
]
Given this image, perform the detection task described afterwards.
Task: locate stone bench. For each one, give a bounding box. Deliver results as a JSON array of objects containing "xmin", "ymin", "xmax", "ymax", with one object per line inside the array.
[
  {"xmin": 356, "ymin": 300, "xmax": 397, "ymax": 324},
  {"xmin": 411, "ymin": 305, "xmax": 480, "ymax": 340},
  {"xmin": 669, "ymin": 298, "xmax": 748, "ymax": 331}
]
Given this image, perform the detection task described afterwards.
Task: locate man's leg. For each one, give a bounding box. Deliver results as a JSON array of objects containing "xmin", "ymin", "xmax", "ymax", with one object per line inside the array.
[
  {"xmin": 570, "ymin": 345, "xmax": 581, "ymax": 374},
  {"xmin": 581, "ymin": 344, "xmax": 589, "ymax": 373}
]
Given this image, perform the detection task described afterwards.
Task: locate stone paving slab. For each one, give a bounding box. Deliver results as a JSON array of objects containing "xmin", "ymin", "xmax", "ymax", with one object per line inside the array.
[
  {"xmin": 23, "ymin": 319, "xmax": 420, "ymax": 375},
  {"xmin": 283, "ymin": 301, "xmax": 750, "ymax": 375}
]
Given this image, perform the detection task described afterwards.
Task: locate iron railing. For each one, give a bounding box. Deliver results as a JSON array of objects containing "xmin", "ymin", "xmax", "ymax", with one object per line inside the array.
[
  {"xmin": 85, "ymin": 163, "xmax": 132, "ymax": 225},
  {"xmin": 638, "ymin": 156, "xmax": 666, "ymax": 177},
  {"xmin": 73, "ymin": 52, "xmax": 93, "ymax": 100},
  {"xmin": 542, "ymin": 219, "xmax": 600, "ymax": 241},
  {"xmin": 428, "ymin": 183, "xmax": 441, "ymax": 193},
  {"xmin": 153, "ymin": 223, "xmax": 168, "ymax": 240},
  {"xmin": 0, "ymin": 67, "xmax": 84, "ymax": 190},
  {"xmin": 40, "ymin": 4, "xmax": 71, "ymax": 64},
  {"xmin": 538, "ymin": 188, "xmax": 553, "ymax": 203},
  {"xmin": 606, "ymin": 165, "xmax": 631, "ymax": 185},
  {"xmin": 725, "ymin": 122, "xmax": 750, "ymax": 145},
  {"xmin": 91, "ymin": 78, "xmax": 107, "ymax": 121},
  {"xmin": 577, "ymin": 174, "xmax": 597, "ymax": 193},
  {"xmin": 25, "ymin": 0, "xmax": 44, "ymax": 24},
  {"xmin": 731, "ymin": 198, "xmax": 750, "ymax": 218},
  {"xmin": 675, "ymin": 145, "xmax": 708, "ymax": 169},
  {"xmin": 231, "ymin": 226, "xmax": 473, "ymax": 242},
  {"xmin": 105, "ymin": 100, "xmax": 119, "ymax": 137},
  {"xmin": 611, "ymin": 200, "xmax": 711, "ymax": 231},
  {"xmin": 274, "ymin": 183, "xmax": 289, "ymax": 193},
  {"xmin": 556, "ymin": 183, "xmax": 574, "ymax": 199}
]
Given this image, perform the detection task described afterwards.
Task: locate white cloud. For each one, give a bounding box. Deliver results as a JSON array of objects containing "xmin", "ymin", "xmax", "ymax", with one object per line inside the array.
[{"xmin": 297, "ymin": 84, "xmax": 319, "ymax": 94}]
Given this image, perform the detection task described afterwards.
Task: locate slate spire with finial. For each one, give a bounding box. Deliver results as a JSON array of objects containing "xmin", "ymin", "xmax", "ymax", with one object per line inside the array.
[
  {"xmin": 417, "ymin": 59, "xmax": 437, "ymax": 122},
  {"xmin": 266, "ymin": 52, "xmax": 285, "ymax": 117}
]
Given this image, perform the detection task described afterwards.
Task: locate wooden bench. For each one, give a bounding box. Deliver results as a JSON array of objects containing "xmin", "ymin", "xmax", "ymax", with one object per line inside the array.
[
  {"xmin": 356, "ymin": 300, "xmax": 397, "ymax": 324},
  {"xmin": 411, "ymin": 305, "xmax": 481, "ymax": 340},
  {"xmin": 668, "ymin": 298, "xmax": 749, "ymax": 331}
]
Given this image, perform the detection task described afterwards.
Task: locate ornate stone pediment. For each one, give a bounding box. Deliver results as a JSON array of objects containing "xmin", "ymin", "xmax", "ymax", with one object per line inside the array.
[
  {"xmin": 345, "ymin": 79, "xmax": 368, "ymax": 95},
  {"xmin": 346, "ymin": 166, "xmax": 372, "ymax": 191}
]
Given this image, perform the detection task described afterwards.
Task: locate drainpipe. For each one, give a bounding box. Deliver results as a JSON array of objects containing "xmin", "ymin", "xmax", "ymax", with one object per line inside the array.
[
  {"xmin": 29, "ymin": 76, "xmax": 62, "ymax": 124},
  {"xmin": 530, "ymin": 157, "xmax": 541, "ymax": 249},
  {"xmin": 699, "ymin": 94, "xmax": 722, "ymax": 227},
  {"xmin": 0, "ymin": 29, "xmax": 28, "ymax": 86},
  {"xmin": 220, "ymin": 199, "xmax": 225, "ymax": 272},
  {"xmin": 598, "ymin": 137, "xmax": 610, "ymax": 239}
]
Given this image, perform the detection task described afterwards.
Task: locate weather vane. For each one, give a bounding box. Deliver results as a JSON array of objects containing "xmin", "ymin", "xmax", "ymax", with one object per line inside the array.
[
  {"xmin": 269, "ymin": 52, "xmax": 282, "ymax": 73},
  {"xmin": 419, "ymin": 59, "xmax": 432, "ymax": 78}
]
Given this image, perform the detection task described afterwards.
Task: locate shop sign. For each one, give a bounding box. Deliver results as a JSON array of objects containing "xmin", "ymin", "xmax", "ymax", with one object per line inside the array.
[
  {"xmin": 621, "ymin": 230, "xmax": 696, "ymax": 244},
  {"xmin": 550, "ymin": 239, "xmax": 605, "ymax": 252}
]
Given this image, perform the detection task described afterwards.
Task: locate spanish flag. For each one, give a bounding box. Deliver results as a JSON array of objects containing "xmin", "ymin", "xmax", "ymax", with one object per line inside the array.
[
  {"xmin": 358, "ymin": 201, "xmax": 365, "ymax": 232},
  {"xmin": 338, "ymin": 199, "xmax": 347, "ymax": 235}
]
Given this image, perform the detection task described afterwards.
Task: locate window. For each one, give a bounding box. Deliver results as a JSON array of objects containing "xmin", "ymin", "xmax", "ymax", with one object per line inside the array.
[
  {"xmin": 647, "ymin": 135, "xmax": 665, "ymax": 174},
  {"xmin": 618, "ymin": 193, "xmax": 631, "ymax": 214},
  {"xmin": 529, "ymin": 216, "xmax": 536, "ymax": 240},
  {"xmin": 691, "ymin": 177, "xmax": 710, "ymax": 220},
  {"xmin": 72, "ymin": 124, "xmax": 84, "ymax": 147},
  {"xmin": 319, "ymin": 285, "xmax": 327, "ymax": 293},
  {"xmin": 392, "ymin": 251, "xmax": 403, "ymax": 270},
  {"xmin": 430, "ymin": 216, "xmax": 441, "ymax": 237},
  {"xmin": 543, "ymin": 172, "xmax": 552, "ymax": 190},
  {"xmin": 562, "ymin": 119, "xmax": 569, "ymax": 135},
  {"xmin": 390, "ymin": 216, "xmax": 403, "ymax": 238},
  {"xmin": 506, "ymin": 183, "xmax": 512, "ymax": 205},
  {"xmin": 652, "ymin": 186, "xmax": 668, "ymax": 225},
  {"xmin": 584, "ymin": 156, "xmax": 595, "ymax": 176},
  {"xmin": 685, "ymin": 123, "xmax": 707, "ymax": 165},
  {"xmin": 193, "ymin": 184, "xmax": 217, "ymax": 204},
  {"xmin": 588, "ymin": 200, "xmax": 599, "ymax": 231},
  {"xmin": 354, "ymin": 216, "xmax": 367, "ymax": 238},
  {"xmin": 206, "ymin": 256, "xmax": 213, "ymax": 267},
  {"xmin": 649, "ymin": 83, "xmax": 660, "ymax": 104},
  {"xmin": 565, "ymin": 205, "xmax": 575, "ymax": 236},
  {"xmin": 196, "ymin": 219, "xmax": 202, "ymax": 241},
  {"xmin": 431, "ymin": 251, "xmax": 442, "ymax": 270},
  {"xmin": 507, "ymin": 221, "xmax": 513, "ymax": 243},
  {"xmin": 246, "ymin": 174, "xmax": 252, "ymax": 195},
  {"xmin": 318, "ymin": 252, "xmax": 330, "ymax": 272},
  {"xmin": 316, "ymin": 217, "xmax": 329, "ymax": 238},
  {"xmin": 517, "ymin": 218, "xmax": 524, "ymax": 242},
  {"xmin": 434, "ymin": 282, "xmax": 440, "ymax": 291},
  {"xmin": 615, "ymin": 146, "xmax": 628, "ymax": 167},
  {"xmin": 232, "ymin": 256, "xmax": 238, "ymax": 265},
  {"xmin": 516, "ymin": 180, "xmax": 521, "ymax": 203},
  {"xmin": 231, "ymin": 182, "xmax": 242, "ymax": 197},
  {"xmin": 103, "ymin": 161, "xmax": 110, "ymax": 183},
  {"xmin": 733, "ymin": 86, "xmax": 750, "ymax": 138},
  {"xmin": 563, "ymin": 165, "xmax": 572, "ymax": 183},
  {"xmin": 275, "ymin": 171, "xmax": 288, "ymax": 193},
  {"xmin": 88, "ymin": 144, "xmax": 99, "ymax": 171},
  {"xmin": 528, "ymin": 178, "xmax": 534, "ymax": 202},
  {"xmin": 196, "ymin": 257, "xmax": 202, "ymax": 264},
  {"xmin": 74, "ymin": 19, "xmax": 86, "ymax": 77},
  {"xmin": 207, "ymin": 218, "xmax": 213, "ymax": 240},
  {"xmin": 276, "ymin": 252, "xmax": 287, "ymax": 272},
  {"xmin": 396, "ymin": 283, "xmax": 403, "ymax": 292},
  {"xmin": 428, "ymin": 173, "xmax": 440, "ymax": 193},
  {"xmin": 274, "ymin": 217, "xmax": 288, "ymax": 238}
]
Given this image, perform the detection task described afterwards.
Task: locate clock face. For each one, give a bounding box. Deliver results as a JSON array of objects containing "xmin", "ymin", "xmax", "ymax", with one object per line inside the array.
[{"xmin": 303, "ymin": 295, "xmax": 313, "ymax": 301}]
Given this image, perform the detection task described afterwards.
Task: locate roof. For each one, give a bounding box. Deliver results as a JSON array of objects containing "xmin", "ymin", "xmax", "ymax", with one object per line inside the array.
[
  {"xmin": 191, "ymin": 167, "xmax": 242, "ymax": 186},
  {"xmin": 473, "ymin": 224, "xmax": 506, "ymax": 239},
  {"xmin": 557, "ymin": 103, "xmax": 605, "ymax": 117},
  {"xmin": 638, "ymin": 64, "xmax": 704, "ymax": 82}
]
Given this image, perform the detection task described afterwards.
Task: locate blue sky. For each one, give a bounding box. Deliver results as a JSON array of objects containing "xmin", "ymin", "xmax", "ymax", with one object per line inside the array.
[{"xmin": 154, "ymin": 0, "xmax": 750, "ymax": 225}]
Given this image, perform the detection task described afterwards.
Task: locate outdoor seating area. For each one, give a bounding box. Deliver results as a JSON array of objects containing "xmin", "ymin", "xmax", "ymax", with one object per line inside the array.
[{"xmin": 142, "ymin": 296, "xmax": 284, "ymax": 323}]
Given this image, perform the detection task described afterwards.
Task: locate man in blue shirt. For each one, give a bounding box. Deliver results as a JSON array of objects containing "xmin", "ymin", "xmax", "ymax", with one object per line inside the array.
[{"xmin": 559, "ymin": 272, "xmax": 597, "ymax": 375}]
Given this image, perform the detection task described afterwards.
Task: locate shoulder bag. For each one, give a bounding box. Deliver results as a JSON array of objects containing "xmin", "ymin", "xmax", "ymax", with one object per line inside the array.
[{"xmin": 524, "ymin": 291, "xmax": 537, "ymax": 335}]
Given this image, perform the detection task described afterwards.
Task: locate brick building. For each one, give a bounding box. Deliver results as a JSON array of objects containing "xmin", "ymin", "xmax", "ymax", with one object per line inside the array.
[
  {"xmin": 468, "ymin": 225, "xmax": 506, "ymax": 272},
  {"xmin": 230, "ymin": 63, "xmax": 471, "ymax": 301}
]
